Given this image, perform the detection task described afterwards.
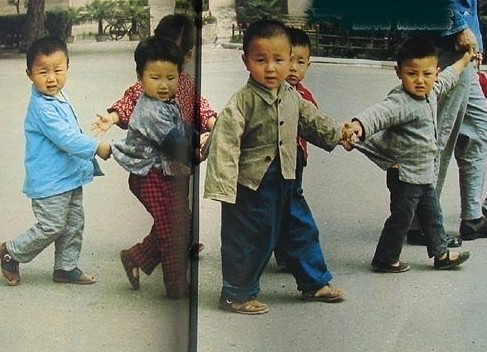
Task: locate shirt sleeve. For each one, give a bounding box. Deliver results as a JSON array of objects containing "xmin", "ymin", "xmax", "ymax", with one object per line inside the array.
[
  {"xmin": 108, "ymin": 82, "xmax": 144, "ymax": 129},
  {"xmin": 36, "ymin": 103, "xmax": 98, "ymax": 159}
]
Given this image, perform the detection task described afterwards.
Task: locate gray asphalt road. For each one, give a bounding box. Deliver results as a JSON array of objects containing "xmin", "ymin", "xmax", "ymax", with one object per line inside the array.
[{"xmin": 1, "ymin": 41, "xmax": 487, "ymax": 352}]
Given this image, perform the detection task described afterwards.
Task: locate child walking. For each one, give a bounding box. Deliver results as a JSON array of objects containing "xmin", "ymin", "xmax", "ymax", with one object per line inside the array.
[
  {"xmin": 347, "ymin": 37, "xmax": 472, "ymax": 272},
  {"xmin": 274, "ymin": 27, "xmax": 319, "ymax": 271},
  {"xmin": 204, "ymin": 20, "xmax": 351, "ymax": 314},
  {"xmin": 112, "ymin": 37, "xmax": 196, "ymax": 298},
  {"xmin": 92, "ymin": 13, "xmax": 216, "ymax": 256},
  {"xmin": 0, "ymin": 37, "xmax": 111, "ymax": 286}
]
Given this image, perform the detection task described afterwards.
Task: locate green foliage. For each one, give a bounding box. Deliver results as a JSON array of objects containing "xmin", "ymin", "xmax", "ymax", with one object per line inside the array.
[{"xmin": 236, "ymin": 0, "xmax": 282, "ymax": 25}]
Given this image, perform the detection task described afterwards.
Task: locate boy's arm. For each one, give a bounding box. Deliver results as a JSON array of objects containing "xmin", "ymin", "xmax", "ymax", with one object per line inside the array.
[
  {"xmin": 107, "ymin": 82, "xmax": 144, "ymax": 129},
  {"xmin": 204, "ymin": 103, "xmax": 245, "ymax": 204},
  {"xmin": 37, "ymin": 104, "xmax": 99, "ymax": 160},
  {"xmin": 298, "ymin": 98, "xmax": 341, "ymax": 151}
]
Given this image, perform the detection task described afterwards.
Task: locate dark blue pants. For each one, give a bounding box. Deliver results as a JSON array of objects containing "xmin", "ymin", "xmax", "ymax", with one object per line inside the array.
[
  {"xmin": 220, "ymin": 159, "xmax": 332, "ymax": 302},
  {"xmin": 373, "ymin": 168, "xmax": 448, "ymax": 264}
]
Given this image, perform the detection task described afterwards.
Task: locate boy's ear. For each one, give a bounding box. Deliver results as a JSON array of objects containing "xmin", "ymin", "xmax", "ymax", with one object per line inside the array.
[
  {"xmin": 26, "ymin": 68, "xmax": 32, "ymax": 80},
  {"xmin": 185, "ymin": 50, "xmax": 192, "ymax": 64},
  {"xmin": 394, "ymin": 65, "xmax": 401, "ymax": 79},
  {"xmin": 242, "ymin": 53, "xmax": 249, "ymax": 70}
]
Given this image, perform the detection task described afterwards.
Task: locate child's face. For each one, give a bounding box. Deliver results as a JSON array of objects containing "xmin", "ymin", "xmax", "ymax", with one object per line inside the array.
[
  {"xmin": 286, "ymin": 45, "xmax": 311, "ymax": 87},
  {"xmin": 140, "ymin": 60, "xmax": 179, "ymax": 102},
  {"xmin": 26, "ymin": 50, "xmax": 68, "ymax": 97},
  {"xmin": 242, "ymin": 35, "xmax": 292, "ymax": 92},
  {"xmin": 395, "ymin": 56, "xmax": 439, "ymax": 99}
]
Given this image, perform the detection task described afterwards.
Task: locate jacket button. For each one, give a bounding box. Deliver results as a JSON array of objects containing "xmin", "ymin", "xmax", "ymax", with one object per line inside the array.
[{"xmin": 265, "ymin": 156, "xmax": 271, "ymax": 162}]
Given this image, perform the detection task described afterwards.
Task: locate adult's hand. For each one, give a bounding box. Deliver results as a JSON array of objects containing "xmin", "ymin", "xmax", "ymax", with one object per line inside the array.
[{"xmin": 456, "ymin": 28, "xmax": 478, "ymax": 54}]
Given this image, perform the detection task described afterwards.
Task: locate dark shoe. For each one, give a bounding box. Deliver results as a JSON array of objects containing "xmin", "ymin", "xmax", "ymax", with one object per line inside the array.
[
  {"xmin": 406, "ymin": 230, "xmax": 426, "ymax": 245},
  {"xmin": 434, "ymin": 250, "xmax": 470, "ymax": 270},
  {"xmin": 53, "ymin": 267, "xmax": 96, "ymax": 284},
  {"xmin": 371, "ymin": 260, "xmax": 410, "ymax": 273},
  {"xmin": 0, "ymin": 242, "xmax": 20, "ymax": 286},
  {"xmin": 218, "ymin": 296, "xmax": 270, "ymax": 315},
  {"xmin": 120, "ymin": 250, "xmax": 140, "ymax": 290},
  {"xmin": 459, "ymin": 217, "xmax": 487, "ymax": 241},
  {"xmin": 446, "ymin": 236, "xmax": 462, "ymax": 248}
]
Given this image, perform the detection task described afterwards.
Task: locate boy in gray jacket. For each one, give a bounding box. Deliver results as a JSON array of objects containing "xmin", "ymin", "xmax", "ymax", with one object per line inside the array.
[{"xmin": 347, "ymin": 37, "xmax": 472, "ymax": 273}]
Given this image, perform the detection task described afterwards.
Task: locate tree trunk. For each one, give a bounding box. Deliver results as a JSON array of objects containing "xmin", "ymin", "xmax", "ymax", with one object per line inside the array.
[{"xmin": 20, "ymin": 0, "xmax": 46, "ymax": 53}]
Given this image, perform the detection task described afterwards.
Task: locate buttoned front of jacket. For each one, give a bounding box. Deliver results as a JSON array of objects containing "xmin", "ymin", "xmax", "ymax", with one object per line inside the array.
[{"xmin": 204, "ymin": 77, "xmax": 341, "ymax": 204}]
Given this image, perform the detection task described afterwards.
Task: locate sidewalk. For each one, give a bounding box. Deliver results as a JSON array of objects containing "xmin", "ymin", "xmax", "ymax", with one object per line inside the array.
[{"xmin": 0, "ymin": 40, "xmax": 486, "ymax": 352}]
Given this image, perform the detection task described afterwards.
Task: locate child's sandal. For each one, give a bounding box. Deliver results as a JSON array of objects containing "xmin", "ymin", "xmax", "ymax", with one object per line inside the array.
[
  {"xmin": 218, "ymin": 296, "xmax": 270, "ymax": 315},
  {"xmin": 120, "ymin": 250, "xmax": 140, "ymax": 290},
  {"xmin": 302, "ymin": 284, "xmax": 345, "ymax": 302},
  {"xmin": 52, "ymin": 267, "xmax": 96, "ymax": 284}
]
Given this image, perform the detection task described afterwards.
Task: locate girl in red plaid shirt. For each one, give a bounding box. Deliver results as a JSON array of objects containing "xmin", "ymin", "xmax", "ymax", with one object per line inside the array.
[{"xmin": 92, "ymin": 14, "xmax": 216, "ymax": 257}]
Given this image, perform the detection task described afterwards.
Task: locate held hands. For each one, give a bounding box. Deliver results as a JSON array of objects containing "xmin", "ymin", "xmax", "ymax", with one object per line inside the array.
[
  {"xmin": 339, "ymin": 121, "xmax": 363, "ymax": 151},
  {"xmin": 91, "ymin": 112, "xmax": 119, "ymax": 136},
  {"xmin": 198, "ymin": 132, "xmax": 211, "ymax": 162},
  {"xmin": 97, "ymin": 141, "xmax": 112, "ymax": 160}
]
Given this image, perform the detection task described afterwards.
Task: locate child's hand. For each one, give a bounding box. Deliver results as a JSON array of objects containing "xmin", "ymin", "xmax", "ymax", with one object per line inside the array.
[
  {"xmin": 91, "ymin": 112, "xmax": 119, "ymax": 136},
  {"xmin": 199, "ymin": 131, "xmax": 211, "ymax": 161},
  {"xmin": 97, "ymin": 142, "xmax": 112, "ymax": 160},
  {"xmin": 339, "ymin": 121, "xmax": 363, "ymax": 150}
]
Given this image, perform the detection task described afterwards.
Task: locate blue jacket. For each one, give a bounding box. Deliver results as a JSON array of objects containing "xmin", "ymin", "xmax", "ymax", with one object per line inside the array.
[
  {"xmin": 450, "ymin": 0, "xmax": 484, "ymax": 52},
  {"xmin": 23, "ymin": 86, "xmax": 99, "ymax": 199}
]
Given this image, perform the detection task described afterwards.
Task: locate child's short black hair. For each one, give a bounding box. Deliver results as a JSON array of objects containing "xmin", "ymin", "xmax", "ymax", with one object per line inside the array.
[
  {"xmin": 287, "ymin": 27, "xmax": 311, "ymax": 53},
  {"xmin": 242, "ymin": 19, "xmax": 291, "ymax": 55},
  {"xmin": 26, "ymin": 37, "xmax": 69, "ymax": 71},
  {"xmin": 154, "ymin": 14, "xmax": 195, "ymax": 55},
  {"xmin": 134, "ymin": 36, "xmax": 185, "ymax": 77},
  {"xmin": 396, "ymin": 37, "xmax": 438, "ymax": 67}
]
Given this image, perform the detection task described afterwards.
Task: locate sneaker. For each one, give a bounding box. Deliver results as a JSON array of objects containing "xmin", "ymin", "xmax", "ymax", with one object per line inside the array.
[
  {"xmin": 0, "ymin": 242, "xmax": 20, "ymax": 286},
  {"xmin": 459, "ymin": 217, "xmax": 487, "ymax": 241},
  {"xmin": 371, "ymin": 260, "xmax": 410, "ymax": 273},
  {"xmin": 302, "ymin": 284, "xmax": 345, "ymax": 302}
]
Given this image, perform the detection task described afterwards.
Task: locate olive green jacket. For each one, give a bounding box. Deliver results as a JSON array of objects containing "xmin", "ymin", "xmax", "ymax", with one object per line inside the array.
[{"xmin": 204, "ymin": 77, "xmax": 341, "ymax": 204}]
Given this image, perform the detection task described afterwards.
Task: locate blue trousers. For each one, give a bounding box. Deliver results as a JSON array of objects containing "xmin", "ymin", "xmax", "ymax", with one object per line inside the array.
[
  {"xmin": 374, "ymin": 169, "xmax": 448, "ymax": 264},
  {"xmin": 220, "ymin": 159, "xmax": 332, "ymax": 302}
]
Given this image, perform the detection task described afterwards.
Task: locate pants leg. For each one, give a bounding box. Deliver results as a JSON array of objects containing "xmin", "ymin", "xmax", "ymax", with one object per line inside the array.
[
  {"xmin": 53, "ymin": 187, "xmax": 84, "ymax": 270},
  {"xmin": 7, "ymin": 188, "xmax": 83, "ymax": 266},
  {"xmin": 220, "ymin": 160, "xmax": 284, "ymax": 302},
  {"xmin": 415, "ymin": 185, "xmax": 448, "ymax": 258},
  {"xmin": 276, "ymin": 183, "xmax": 333, "ymax": 292},
  {"xmin": 128, "ymin": 169, "xmax": 190, "ymax": 297},
  {"xmin": 373, "ymin": 169, "xmax": 419, "ymax": 264},
  {"xmin": 455, "ymin": 73, "xmax": 487, "ymax": 220}
]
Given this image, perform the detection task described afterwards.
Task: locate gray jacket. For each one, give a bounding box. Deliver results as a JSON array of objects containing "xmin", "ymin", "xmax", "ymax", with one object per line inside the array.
[{"xmin": 353, "ymin": 66, "xmax": 459, "ymax": 185}]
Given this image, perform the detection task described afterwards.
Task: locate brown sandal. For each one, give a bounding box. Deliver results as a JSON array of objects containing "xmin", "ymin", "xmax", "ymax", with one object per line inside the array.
[
  {"xmin": 302, "ymin": 284, "xmax": 345, "ymax": 302},
  {"xmin": 218, "ymin": 296, "xmax": 270, "ymax": 315},
  {"xmin": 120, "ymin": 250, "xmax": 140, "ymax": 290}
]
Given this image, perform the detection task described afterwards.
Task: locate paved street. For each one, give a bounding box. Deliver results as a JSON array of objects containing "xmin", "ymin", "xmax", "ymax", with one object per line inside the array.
[{"xmin": 1, "ymin": 40, "xmax": 487, "ymax": 351}]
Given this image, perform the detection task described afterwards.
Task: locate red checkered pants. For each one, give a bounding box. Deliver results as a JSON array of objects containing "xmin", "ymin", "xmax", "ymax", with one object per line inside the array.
[{"xmin": 127, "ymin": 168, "xmax": 191, "ymax": 297}]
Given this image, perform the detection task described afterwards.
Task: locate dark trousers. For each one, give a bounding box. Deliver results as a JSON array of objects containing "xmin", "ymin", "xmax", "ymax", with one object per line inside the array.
[
  {"xmin": 373, "ymin": 168, "xmax": 448, "ymax": 264},
  {"xmin": 220, "ymin": 158, "xmax": 332, "ymax": 302}
]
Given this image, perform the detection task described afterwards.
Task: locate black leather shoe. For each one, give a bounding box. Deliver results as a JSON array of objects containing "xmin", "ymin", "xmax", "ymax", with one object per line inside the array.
[{"xmin": 459, "ymin": 217, "xmax": 487, "ymax": 241}]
